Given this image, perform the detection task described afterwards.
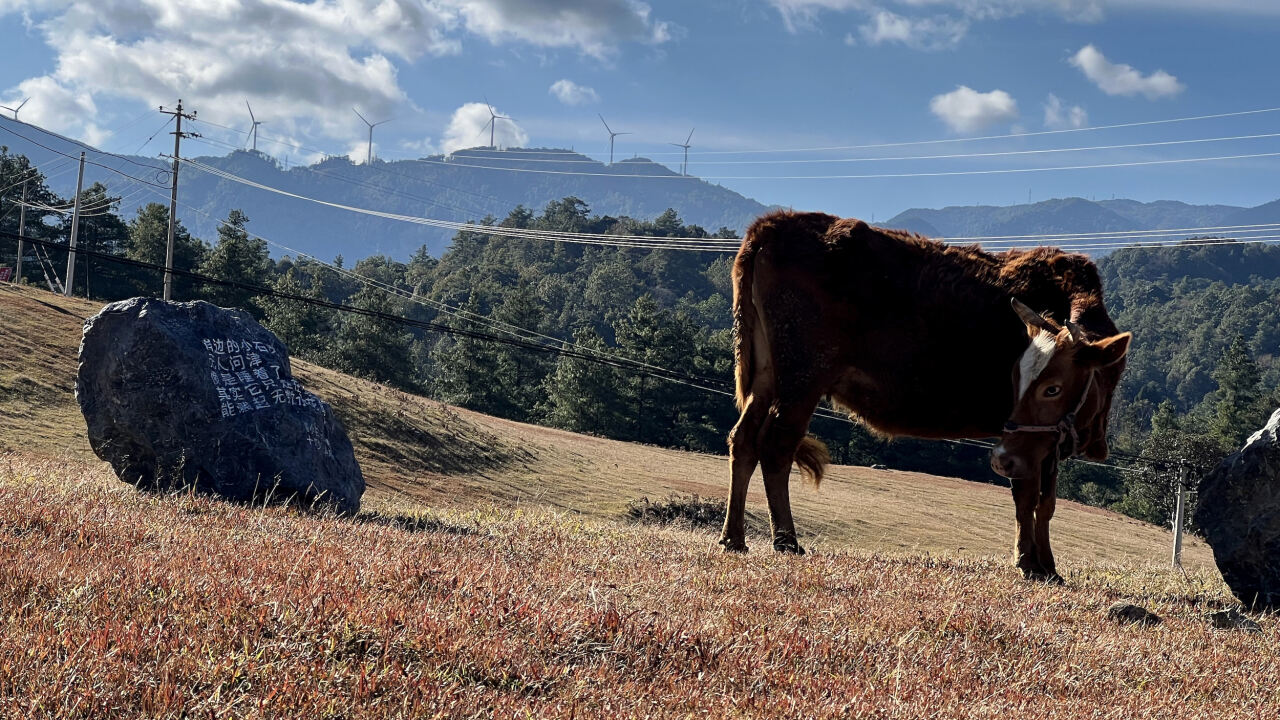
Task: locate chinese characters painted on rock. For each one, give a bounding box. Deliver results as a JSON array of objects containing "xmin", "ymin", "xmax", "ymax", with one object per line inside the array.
[{"xmin": 203, "ymin": 337, "xmax": 320, "ymax": 418}]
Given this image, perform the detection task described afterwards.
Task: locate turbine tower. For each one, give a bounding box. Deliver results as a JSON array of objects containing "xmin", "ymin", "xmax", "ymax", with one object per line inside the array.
[
  {"xmin": 669, "ymin": 128, "xmax": 694, "ymax": 176},
  {"xmin": 0, "ymin": 97, "xmax": 29, "ymax": 121},
  {"xmin": 483, "ymin": 99, "xmax": 514, "ymax": 149},
  {"xmin": 352, "ymin": 107, "xmax": 391, "ymax": 164},
  {"xmin": 599, "ymin": 114, "xmax": 631, "ymax": 166},
  {"xmin": 245, "ymin": 101, "xmax": 265, "ymax": 152}
]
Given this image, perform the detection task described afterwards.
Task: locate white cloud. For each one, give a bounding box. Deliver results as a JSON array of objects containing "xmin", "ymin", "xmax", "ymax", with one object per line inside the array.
[
  {"xmin": 441, "ymin": 102, "xmax": 529, "ymax": 154},
  {"xmin": 1069, "ymin": 44, "xmax": 1184, "ymax": 99},
  {"xmin": 4, "ymin": 74, "xmax": 106, "ymax": 145},
  {"xmin": 929, "ymin": 85, "xmax": 1018, "ymax": 133},
  {"xmin": 1043, "ymin": 93, "xmax": 1087, "ymax": 129},
  {"xmin": 0, "ymin": 0, "xmax": 672, "ymax": 147},
  {"xmin": 448, "ymin": 0, "xmax": 675, "ymax": 59},
  {"xmin": 858, "ymin": 9, "xmax": 967, "ymax": 50},
  {"xmin": 549, "ymin": 79, "xmax": 600, "ymax": 106}
]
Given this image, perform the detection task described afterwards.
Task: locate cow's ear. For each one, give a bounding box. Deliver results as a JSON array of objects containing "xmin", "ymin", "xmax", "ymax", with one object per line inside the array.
[{"xmin": 1080, "ymin": 332, "xmax": 1131, "ymax": 367}]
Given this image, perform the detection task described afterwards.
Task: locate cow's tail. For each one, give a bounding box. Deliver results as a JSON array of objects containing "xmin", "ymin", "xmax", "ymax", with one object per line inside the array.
[
  {"xmin": 794, "ymin": 437, "xmax": 829, "ymax": 488},
  {"xmin": 732, "ymin": 222, "xmax": 829, "ymax": 488},
  {"xmin": 731, "ymin": 242, "xmax": 757, "ymax": 413}
]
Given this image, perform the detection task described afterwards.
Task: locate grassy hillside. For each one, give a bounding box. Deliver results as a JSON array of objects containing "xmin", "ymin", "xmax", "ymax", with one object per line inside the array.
[
  {"xmin": 0, "ymin": 456, "xmax": 1267, "ymax": 719},
  {"xmin": 0, "ymin": 282, "xmax": 1213, "ymax": 568}
]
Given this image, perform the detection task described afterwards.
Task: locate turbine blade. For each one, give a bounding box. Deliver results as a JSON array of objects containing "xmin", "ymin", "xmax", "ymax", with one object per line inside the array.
[
  {"xmin": 598, "ymin": 114, "xmax": 612, "ymax": 134},
  {"xmin": 352, "ymin": 107, "xmax": 370, "ymax": 126},
  {"xmin": 246, "ymin": 100, "xmax": 255, "ymax": 122},
  {"xmin": 685, "ymin": 128, "xmax": 695, "ymax": 145}
]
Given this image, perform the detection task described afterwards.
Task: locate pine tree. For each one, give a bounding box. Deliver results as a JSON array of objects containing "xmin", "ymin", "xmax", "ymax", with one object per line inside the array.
[
  {"xmin": 491, "ymin": 282, "xmax": 553, "ymax": 421},
  {"xmin": 326, "ymin": 285, "xmax": 417, "ymax": 390},
  {"xmin": 430, "ymin": 296, "xmax": 504, "ymax": 412},
  {"xmin": 198, "ymin": 210, "xmax": 270, "ymax": 311},
  {"xmin": 1210, "ymin": 334, "xmax": 1264, "ymax": 448},
  {"xmin": 541, "ymin": 326, "xmax": 627, "ymax": 436},
  {"xmin": 261, "ymin": 268, "xmax": 334, "ymax": 360},
  {"xmin": 613, "ymin": 295, "xmax": 700, "ymax": 445},
  {"xmin": 125, "ymin": 203, "xmax": 206, "ymax": 298}
]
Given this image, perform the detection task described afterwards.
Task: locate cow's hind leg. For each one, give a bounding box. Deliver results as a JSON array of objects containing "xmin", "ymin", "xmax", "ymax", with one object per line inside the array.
[
  {"xmin": 758, "ymin": 393, "xmax": 823, "ymax": 554},
  {"xmin": 720, "ymin": 395, "xmax": 769, "ymax": 553}
]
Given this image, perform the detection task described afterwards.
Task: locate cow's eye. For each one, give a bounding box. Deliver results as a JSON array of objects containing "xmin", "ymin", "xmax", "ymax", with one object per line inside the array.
[{"xmin": 1043, "ymin": 385, "xmax": 1062, "ymax": 398}]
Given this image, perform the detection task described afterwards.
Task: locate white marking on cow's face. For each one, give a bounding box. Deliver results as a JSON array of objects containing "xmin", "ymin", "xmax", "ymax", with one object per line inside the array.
[{"xmin": 1017, "ymin": 331, "xmax": 1058, "ymax": 400}]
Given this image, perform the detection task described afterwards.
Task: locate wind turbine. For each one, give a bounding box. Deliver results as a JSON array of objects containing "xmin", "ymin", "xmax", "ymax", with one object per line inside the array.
[
  {"xmin": 244, "ymin": 101, "xmax": 264, "ymax": 152},
  {"xmin": 0, "ymin": 97, "xmax": 29, "ymax": 121},
  {"xmin": 669, "ymin": 128, "xmax": 694, "ymax": 176},
  {"xmin": 483, "ymin": 99, "xmax": 514, "ymax": 149},
  {"xmin": 599, "ymin": 114, "xmax": 631, "ymax": 166},
  {"xmin": 353, "ymin": 107, "xmax": 391, "ymax": 164}
]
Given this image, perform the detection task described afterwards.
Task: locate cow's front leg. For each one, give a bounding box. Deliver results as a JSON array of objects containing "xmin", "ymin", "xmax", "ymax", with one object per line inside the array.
[
  {"xmin": 1033, "ymin": 482, "xmax": 1062, "ymax": 584},
  {"xmin": 1010, "ymin": 477, "xmax": 1047, "ymax": 578}
]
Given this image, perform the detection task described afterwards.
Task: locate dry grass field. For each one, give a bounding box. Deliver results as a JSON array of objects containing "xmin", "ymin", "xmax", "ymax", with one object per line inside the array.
[
  {"xmin": 2, "ymin": 283, "xmax": 1273, "ymax": 718},
  {"xmin": 0, "ymin": 456, "xmax": 1272, "ymax": 719}
]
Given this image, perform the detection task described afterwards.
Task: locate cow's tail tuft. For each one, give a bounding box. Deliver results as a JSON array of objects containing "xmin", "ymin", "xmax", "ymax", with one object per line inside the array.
[{"xmin": 794, "ymin": 436, "xmax": 829, "ymax": 488}]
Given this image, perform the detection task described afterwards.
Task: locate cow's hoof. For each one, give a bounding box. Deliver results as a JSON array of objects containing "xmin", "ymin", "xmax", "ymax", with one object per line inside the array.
[
  {"xmin": 719, "ymin": 537, "xmax": 749, "ymax": 554},
  {"xmin": 773, "ymin": 537, "xmax": 806, "ymax": 555},
  {"xmin": 1022, "ymin": 568, "xmax": 1064, "ymax": 585}
]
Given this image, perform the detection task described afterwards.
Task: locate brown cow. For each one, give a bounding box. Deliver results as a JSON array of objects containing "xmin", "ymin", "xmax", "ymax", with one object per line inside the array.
[{"xmin": 723, "ymin": 210, "xmax": 1130, "ymax": 580}]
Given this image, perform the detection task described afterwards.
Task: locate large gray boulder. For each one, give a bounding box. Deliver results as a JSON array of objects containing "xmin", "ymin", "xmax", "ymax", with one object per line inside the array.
[
  {"xmin": 76, "ymin": 298, "xmax": 364, "ymax": 514},
  {"xmin": 1195, "ymin": 408, "xmax": 1280, "ymax": 610}
]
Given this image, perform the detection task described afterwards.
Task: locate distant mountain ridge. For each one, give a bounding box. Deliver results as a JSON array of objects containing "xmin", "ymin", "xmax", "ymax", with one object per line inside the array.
[{"xmin": 883, "ymin": 197, "xmax": 1276, "ymax": 253}]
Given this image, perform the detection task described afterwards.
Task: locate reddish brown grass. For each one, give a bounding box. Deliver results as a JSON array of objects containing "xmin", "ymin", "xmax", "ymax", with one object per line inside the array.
[{"xmin": 1, "ymin": 454, "xmax": 1273, "ymax": 719}]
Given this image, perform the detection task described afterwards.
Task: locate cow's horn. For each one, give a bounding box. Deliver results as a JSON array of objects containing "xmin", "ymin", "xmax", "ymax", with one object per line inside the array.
[
  {"xmin": 1066, "ymin": 320, "xmax": 1085, "ymax": 342},
  {"xmin": 1011, "ymin": 298, "xmax": 1058, "ymax": 333}
]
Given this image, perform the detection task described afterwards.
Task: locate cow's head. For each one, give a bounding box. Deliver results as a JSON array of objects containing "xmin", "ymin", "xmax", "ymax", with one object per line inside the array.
[{"xmin": 990, "ymin": 298, "xmax": 1131, "ymax": 480}]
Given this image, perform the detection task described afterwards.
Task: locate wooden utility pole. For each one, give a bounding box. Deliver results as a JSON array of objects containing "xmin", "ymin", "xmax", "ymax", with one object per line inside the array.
[
  {"xmin": 15, "ymin": 178, "xmax": 26, "ymax": 282},
  {"xmin": 1172, "ymin": 463, "xmax": 1190, "ymax": 568},
  {"xmin": 63, "ymin": 152, "xmax": 85, "ymax": 296},
  {"xmin": 159, "ymin": 100, "xmax": 197, "ymax": 301}
]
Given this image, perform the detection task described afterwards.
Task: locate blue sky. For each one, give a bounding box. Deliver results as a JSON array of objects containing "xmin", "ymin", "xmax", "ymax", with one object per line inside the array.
[{"xmin": 2, "ymin": 1, "xmax": 1280, "ymax": 221}]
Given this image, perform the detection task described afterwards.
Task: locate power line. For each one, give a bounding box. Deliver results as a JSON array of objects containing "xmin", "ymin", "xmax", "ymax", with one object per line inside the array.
[
  {"xmin": 415, "ymin": 149, "xmax": 1280, "ymax": 181},
  {"xmin": 445, "ymin": 130, "xmax": 1280, "ymax": 167},
  {"xmin": 175, "ymin": 156, "xmax": 742, "ymax": 249},
  {"xmin": 940, "ymin": 221, "xmax": 1280, "ymax": 242},
  {"xmin": 0, "ymin": 115, "xmax": 170, "ymax": 176},
  {"xmin": 489, "ymin": 105, "xmax": 1280, "ymax": 158},
  {"xmin": 0, "ymin": 122, "xmax": 171, "ymax": 188},
  {"xmin": 178, "ymin": 157, "xmax": 1280, "ymax": 255}
]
